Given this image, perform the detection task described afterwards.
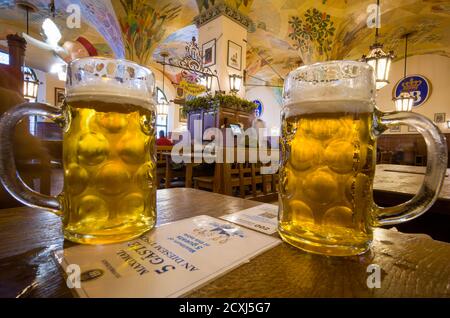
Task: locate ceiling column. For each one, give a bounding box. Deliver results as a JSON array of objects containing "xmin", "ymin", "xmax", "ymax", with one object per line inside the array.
[
  {"xmin": 194, "ymin": 3, "xmax": 253, "ymax": 98},
  {"xmin": 6, "ymin": 34, "xmax": 27, "ymax": 95}
]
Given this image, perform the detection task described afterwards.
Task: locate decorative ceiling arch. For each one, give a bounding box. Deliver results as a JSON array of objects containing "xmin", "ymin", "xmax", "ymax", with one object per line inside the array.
[
  {"xmin": 0, "ymin": 0, "xmax": 121, "ymax": 57},
  {"xmin": 112, "ymin": 0, "xmax": 198, "ymax": 65},
  {"xmin": 1, "ymin": 0, "xmax": 449, "ymax": 86}
]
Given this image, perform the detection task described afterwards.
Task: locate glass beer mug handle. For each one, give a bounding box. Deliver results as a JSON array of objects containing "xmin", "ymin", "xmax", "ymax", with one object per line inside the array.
[
  {"xmin": 0, "ymin": 102, "xmax": 63, "ymax": 214},
  {"xmin": 372, "ymin": 110, "xmax": 448, "ymax": 226}
]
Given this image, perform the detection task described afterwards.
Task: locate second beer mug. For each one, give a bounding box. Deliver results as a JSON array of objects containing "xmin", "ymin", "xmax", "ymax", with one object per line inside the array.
[
  {"xmin": 279, "ymin": 60, "xmax": 447, "ymax": 256},
  {"xmin": 0, "ymin": 57, "xmax": 157, "ymax": 244}
]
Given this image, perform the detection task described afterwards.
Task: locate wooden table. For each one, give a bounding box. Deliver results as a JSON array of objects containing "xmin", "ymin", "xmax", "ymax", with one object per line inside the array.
[
  {"xmin": 0, "ymin": 188, "xmax": 449, "ymax": 298},
  {"xmin": 374, "ymin": 164, "xmax": 450, "ymax": 200}
]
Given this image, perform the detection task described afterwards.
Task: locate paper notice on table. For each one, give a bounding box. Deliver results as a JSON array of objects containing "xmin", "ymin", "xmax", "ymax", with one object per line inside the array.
[
  {"xmin": 220, "ymin": 204, "xmax": 279, "ymax": 235},
  {"xmin": 55, "ymin": 215, "xmax": 280, "ymax": 298}
]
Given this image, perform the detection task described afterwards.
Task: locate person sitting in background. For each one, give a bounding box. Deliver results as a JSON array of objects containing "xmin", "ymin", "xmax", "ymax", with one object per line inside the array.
[{"xmin": 156, "ymin": 130, "xmax": 173, "ymax": 146}]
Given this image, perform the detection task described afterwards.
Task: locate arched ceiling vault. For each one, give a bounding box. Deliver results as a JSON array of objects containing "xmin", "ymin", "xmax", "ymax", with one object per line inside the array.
[{"xmin": 1, "ymin": 0, "xmax": 449, "ymax": 86}]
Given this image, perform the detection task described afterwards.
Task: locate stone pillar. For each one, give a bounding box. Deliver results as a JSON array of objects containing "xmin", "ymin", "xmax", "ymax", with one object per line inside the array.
[
  {"xmin": 7, "ymin": 34, "xmax": 27, "ymax": 95},
  {"xmin": 195, "ymin": 3, "xmax": 253, "ymax": 98}
]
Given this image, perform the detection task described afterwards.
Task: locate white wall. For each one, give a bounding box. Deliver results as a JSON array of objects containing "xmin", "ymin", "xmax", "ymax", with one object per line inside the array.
[
  {"xmin": 45, "ymin": 72, "xmax": 65, "ymax": 106},
  {"xmin": 245, "ymin": 86, "xmax": 282, "ymax": 136},
  {"xmin": 376, "ymin": 54, "xmax": 450, "ymax": 134},
  {"xmin": 198, "ymin": 15, "xmax": 247, "ymax": 97},
  {"xmin": 150, "ymin": 66, "xmax": 179, "ymax": 133},
  {"xmin": 34, "ymin": 69, "xmax": 47, "ymax": 104}
]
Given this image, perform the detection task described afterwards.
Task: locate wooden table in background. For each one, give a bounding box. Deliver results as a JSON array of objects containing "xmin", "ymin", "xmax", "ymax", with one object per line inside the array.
[
  {"xmin": 0, "ymin": 188, "xmax": 449, "ymax": 298},
  {"xmin": 374, "ymin": 164, "xmax": 450, "ymax": 219},
  {"xmin": 374, "ymin": 164, "xmax": 450, "ymax": 200},
  {"xmin": 163, "ymin": 152, "xmax": 221, "ymax": 191}
]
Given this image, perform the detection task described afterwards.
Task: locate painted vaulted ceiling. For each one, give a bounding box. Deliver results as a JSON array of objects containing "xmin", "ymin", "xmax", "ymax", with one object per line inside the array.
[
  {"xmin": 1, "ymin": 0, "xmax": 450, "ymax": 86},
  {"xmin": 0, "ymin": 0, "xmax": 119, "ymax": 56}
]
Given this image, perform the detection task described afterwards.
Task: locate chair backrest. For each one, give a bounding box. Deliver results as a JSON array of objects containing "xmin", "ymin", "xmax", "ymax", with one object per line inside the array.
[
  {"xmin": 380, "ymin": 151, "xmax": 393, "ymax": 164},
  {"xmin": 156, "ymin": 145, "xmax": 173, "ymax": 167},
  {"xmin": 221, "ymin": 147, "xmax": 279, "ymax": 197}
]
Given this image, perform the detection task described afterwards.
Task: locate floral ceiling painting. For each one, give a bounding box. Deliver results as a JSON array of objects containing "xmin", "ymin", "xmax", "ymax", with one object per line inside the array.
[
  {"xmin": 240, "ymin": 0, "xmax": 450, "ymax": 85},
  {"xmin": 1, "ymin": 0, "xmax": 449, "ymax": 86},
  {"xmin": 113, "ymin": 0, "xmax": 198, "ymax": 65},
  {"xmin": 196, "ymin": 0, "xmax": 254, "ymax": 13},
  {"xmin": 152, "ymin": 24, "xmax": 199, "ymax": 83},
  {"xmin": 0, "ymin": 0, "xmax": 113, "ymax": 56},
  {"xmin": 288, "ymin": 8, "xmax": 336, "ymax": 63}
]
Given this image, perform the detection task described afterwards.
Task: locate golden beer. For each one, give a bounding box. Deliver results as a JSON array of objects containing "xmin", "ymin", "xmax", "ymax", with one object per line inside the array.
[
  {"xmin": 279, "ymin": 102, "xmax": 376, "ymax": 256},
  {"xmin": 0, "ymin": 57, "xmax": 161, "ymax": 245},
  {"xmin": 278, "ymin": 60, "xmax": 447, "ymax": 256},
  {"xmin": 62, "ymin": 99, "xmax": 156, "ymax": 244}
]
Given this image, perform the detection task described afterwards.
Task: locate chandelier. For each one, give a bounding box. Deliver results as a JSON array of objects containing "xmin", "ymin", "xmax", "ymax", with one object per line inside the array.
[
  {"xmin": 157, "ymin": 52, "xmax": 170, "ymax": 116},
  {"xmin": 23, "ymin": 66, "xmax": 39, "ymax": 102},
  {"xmin": 394, "ymin": 33, "xmax": 415, "ymax": 112},
  {"xmin": 361, "ymin": 0, "xmax": 394, "ymax": 90}
]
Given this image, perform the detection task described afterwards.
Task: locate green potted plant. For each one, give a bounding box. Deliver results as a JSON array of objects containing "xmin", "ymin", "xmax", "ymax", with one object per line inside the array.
[{"xmin": 182, "ymin": 93, "xmax": 257, "ymax": 115}]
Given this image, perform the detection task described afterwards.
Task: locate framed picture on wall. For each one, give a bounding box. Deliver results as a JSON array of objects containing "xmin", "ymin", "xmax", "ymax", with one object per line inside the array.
[
  {"xmin": 55, "ymin": 87, "xmax": 65, "ymax": 107},
  {"xmin": 202, "ymin": 39, "xmax": 216, "ymax": 67},
  {"xmin": 434, "ymin": 113, "xmax": 446, "ymax": 123},
  {"xmin": 408, "ymin": 126, "xmax": 418, "ymax": 133},
  {"xmin": 179, "ymin": 108, "xmax": 187, "ymax": 123},
  {"xmin": 227, "ymin": 40, "xmax": 242, "ymax": 71},
  {"xmin": 389, "ymin": 125, "xmax": 401, "ymax": 132}
]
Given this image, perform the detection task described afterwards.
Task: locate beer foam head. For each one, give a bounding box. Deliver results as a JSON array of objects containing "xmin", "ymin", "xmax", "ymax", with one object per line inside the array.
[
  {"xmin": 66, "ymin": 57, "xmax": 156, "ymax": 109},
  {"xmin": 283, "ymin": 60, "xmax": 375, "ymax": 115}
]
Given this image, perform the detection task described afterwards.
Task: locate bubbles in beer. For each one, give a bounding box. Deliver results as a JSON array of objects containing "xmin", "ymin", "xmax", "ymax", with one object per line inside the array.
[
  {"xmin": 289, "ymin": 137, "xmax": 322, "ymax": 171},
  {"xmin": 96, "ymin": 162, "xmax": 131, "ymax": 195},
  {"xmin": 97, "ymin": 112, "xmax": 127, "ymax": 133},
  {"xmin": 77, "ymin": 132, "xmax": 109, "ymax": 166},
  {"xmin": 324, "ymin": 139, "xmax": 354, "ymax": 174},
  {"xmin": 289, "ymin": 200, "xmax": 314, "ymax": 223},
  {"xmin": 306, "ymin": 118, "xmax": 342, "ymax": 140},
  {"xmin": 303, "ymin": 168, "xmax": 338, "ymax": 204},
  {"xmin": 280, "ymin": 167, "xmax": 297, "ymax": 198},
  {"xmin": 63, "ymin": 101, "xmax": 156, "ymax": 244},
  {"xmin": 140, "ymin": 113, "xmax": 154, "ymax": 136},
  {"xmin": 279, "ymin": 107, "xmax": 376, "ymax": 254},
  {"xmin": 323, "ymin": 206, "xmax": 353, "ymax": 228},
  {"xmin": 78, "ymin": 195, "xmax": 109, "ymax": 225},
  {"xmin": 65, "ymin": 163, "xmax": 89, "ymax": 195},
  {"xmin": 136, "ymin": 162, "xmax": 155, "ymax": 190},
  {"xmin": 117, "ymin": 133, "xmax": 146, "ymax": 165},
  {"xmin": 119, "ymin": 193, "xmax": 145, "ymax": 218}
]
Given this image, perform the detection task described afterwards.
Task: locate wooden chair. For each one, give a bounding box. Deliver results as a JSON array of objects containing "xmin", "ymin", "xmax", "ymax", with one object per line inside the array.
[
  {"xmin": 156, "ymin": 145, "xmax": 173, "ymax": 189},
  {"xmin": 222, "ymin": 162, "xmax": 246, "ymax": 197},
  {"xmin": 160, "ymin": 146, "xmax": 187, "ymax": 189},
  {"xmin": 17, "ymin": 160, "xmax": 51, "ymax": 195},
  {"xmin": 195, "ymin": 147, "xmax": 280, "ymax": 200},
  {"xmin": 415, "ymin": 155, "xmax": 425, "ymax": 166},
  {"xmin": 193, "ymin": 162, "xmax": 221, "ymax": 193},
  {"xmin": 380, "ymin": 151, "xmax": 393, "ymax": 164},
  {"xmin": 246, "ymin": 163, "xmax": 279, "ymax": 199}
]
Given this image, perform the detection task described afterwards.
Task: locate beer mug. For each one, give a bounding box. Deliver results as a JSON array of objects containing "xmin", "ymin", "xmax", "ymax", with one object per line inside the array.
[
  {"xmin": 0, "ymin": 57, "xmax": 157, "ymax": 244},
  {"xmin": 279, "ymin": 60, "xmax": 447, "ymax": 256}
]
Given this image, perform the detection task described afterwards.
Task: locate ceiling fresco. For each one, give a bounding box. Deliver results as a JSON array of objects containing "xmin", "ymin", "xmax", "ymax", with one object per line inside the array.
[
  {"xmin": 0, "ymin": 0, "xmax": 118, "ymax": 57},
  {"xmin": 1, "ymin": 0, "xmax": 449, "ymax": 86},
  {"xmin": 112, "ymin": 0, "xmax": 198, "ymax": 65},
  {"xmin": 115, "ymin": 0, "xmax": 450, "ymax": 86}
]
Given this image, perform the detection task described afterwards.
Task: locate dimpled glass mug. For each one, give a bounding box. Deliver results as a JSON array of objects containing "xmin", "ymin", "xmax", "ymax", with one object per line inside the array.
[
  {"xmin": 0, "ymin": 57, "xmax": 157, "ymax": 244},
  {"xmin": 279, "ymin": 60, "xmax": 447, "ymax": 256}
]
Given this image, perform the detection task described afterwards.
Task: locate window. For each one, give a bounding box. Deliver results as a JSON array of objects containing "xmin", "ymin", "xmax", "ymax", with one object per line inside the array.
[
  {"xmin": 0, "ymin": 51, "xmax": 9, "ymax": 65},
  {"xmin": 157, "ymin": 87, "xmax": 168, "ymax": 104},
  {"xmin": 156, "ymin": 87, "xmax": 168, "ymax": 137},
  {"xmin": 156, "ymin": 114, "xmax": 168, "ymax": 137}
]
